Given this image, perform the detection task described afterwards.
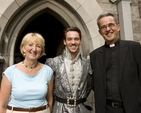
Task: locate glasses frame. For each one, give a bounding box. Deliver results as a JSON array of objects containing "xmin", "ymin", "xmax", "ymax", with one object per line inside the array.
[{"xmin": 100, "ymin": 23, "xmax": 117, "ymax": 31}]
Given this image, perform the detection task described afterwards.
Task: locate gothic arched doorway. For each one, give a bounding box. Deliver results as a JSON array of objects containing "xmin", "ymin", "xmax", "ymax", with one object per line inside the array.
[{"xmin": 14, "ymin": 10, "xmax": 66, "ymax": 64}]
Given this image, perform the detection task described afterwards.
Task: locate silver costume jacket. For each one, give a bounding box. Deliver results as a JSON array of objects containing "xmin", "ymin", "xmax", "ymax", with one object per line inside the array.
[{"xmin": 46, "ymin": 50, "xmax": 92, "ymax": 113}]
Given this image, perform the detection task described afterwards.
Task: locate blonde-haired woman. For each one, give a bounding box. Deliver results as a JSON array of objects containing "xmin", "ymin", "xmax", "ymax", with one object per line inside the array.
[{"xmin": 0, "ymin": 33, "xmax": 54, "ymax": 113}]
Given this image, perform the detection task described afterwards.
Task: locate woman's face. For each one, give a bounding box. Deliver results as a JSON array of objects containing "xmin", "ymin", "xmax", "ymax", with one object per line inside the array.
[{"xmin": 23, "ymin": 39, "xmax": 42, "ymax": 60}]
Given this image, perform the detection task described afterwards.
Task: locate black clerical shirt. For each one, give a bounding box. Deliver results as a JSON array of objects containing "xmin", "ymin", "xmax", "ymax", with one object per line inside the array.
[{"xmin": 105, "ymin": 39, "xmax": 122, "ymax": 102}]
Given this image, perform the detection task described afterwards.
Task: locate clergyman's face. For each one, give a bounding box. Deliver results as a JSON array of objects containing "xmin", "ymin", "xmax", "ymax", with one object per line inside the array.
[
  {"xmin": 98, "ymin": 16, "xmax": 120, "ymax": 45},
  {"xmin": 63, "ymin": 31, "xmax": 82, "ymax": 55}
]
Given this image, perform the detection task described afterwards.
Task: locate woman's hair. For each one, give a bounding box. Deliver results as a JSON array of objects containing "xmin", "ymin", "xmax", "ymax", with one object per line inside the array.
[{"xmin": 20, "ymin": 32, "xmax": 45, "ymax": 57}]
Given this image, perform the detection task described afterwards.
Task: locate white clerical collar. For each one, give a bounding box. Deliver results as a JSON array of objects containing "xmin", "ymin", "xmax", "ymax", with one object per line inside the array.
[{"xmin": 109, "ymin": 43, "xmax": 115, "ymax": 47}]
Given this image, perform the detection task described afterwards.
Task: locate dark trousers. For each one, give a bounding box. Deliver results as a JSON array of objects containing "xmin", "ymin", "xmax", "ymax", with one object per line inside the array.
[{"xmin": 106, "ymin": 105, "xmax": 125, "ymax": 113}]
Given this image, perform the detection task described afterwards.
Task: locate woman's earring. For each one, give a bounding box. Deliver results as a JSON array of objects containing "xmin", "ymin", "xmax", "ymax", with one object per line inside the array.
[{"xmin": 23, "ymin": 53, "xmax": 26, "ymax": 56}]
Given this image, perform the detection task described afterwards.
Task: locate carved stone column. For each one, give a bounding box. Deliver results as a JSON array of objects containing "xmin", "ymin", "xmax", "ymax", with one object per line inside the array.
[{"xmin": 117, "ymin": 0, "xmax": 133, "ymax": 40}]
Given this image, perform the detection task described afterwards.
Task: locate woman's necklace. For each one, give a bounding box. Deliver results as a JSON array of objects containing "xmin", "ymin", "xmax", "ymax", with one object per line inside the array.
[{"xmin": 22, "ymin": 61, "xmax": 38, "ymax": 69}]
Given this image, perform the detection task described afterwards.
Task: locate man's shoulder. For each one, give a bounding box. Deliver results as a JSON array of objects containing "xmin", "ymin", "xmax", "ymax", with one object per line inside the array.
[
  {"xmin": 90, "ymin": 45, "xmax": 104, "ymax": 55},
  {"xmin": 121, "ymin": 39, "xmax": 138, "ymax": 43},
  {"xmin": 120, "ymin": 40, "xmax": 140, "ymax": 46},
  {"xmin": 45, "ymin": 55, "xmax": 63, "ymax": 69},
  {"xmin": 47, "ymin": 55, "xmax": 62, "ymax": 63}
]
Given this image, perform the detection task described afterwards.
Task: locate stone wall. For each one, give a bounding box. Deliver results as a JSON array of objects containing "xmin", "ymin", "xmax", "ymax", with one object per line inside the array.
[
  {"xmin": 131, "ymin": 0, "xmax": 141, "ymax": 43},
  {"xmin": 96, "ymin": 0, "xmax": 141, "ymax": 43},
  {"xmin": 96, "ymin": 0, "xmax": 118, "ymax": 13}
]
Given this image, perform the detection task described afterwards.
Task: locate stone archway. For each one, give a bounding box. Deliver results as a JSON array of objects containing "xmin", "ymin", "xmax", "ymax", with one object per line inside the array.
[
  {"xmin": 0, "ymin": 0, "xmax": 103, "ymax": 68},
  {"xmin": 14, "ymin": 9, "xmax": 66, "ymax": 64}
]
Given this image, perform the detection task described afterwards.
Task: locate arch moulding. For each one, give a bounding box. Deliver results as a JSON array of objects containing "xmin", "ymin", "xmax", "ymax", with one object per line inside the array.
[{"xmin": 0, "ymin": 0, "xmax": 103, "ymax": 68}]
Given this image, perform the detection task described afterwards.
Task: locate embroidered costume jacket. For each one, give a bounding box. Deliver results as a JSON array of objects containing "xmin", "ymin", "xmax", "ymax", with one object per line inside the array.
[{"xmin": 46, "ymin": 49, "xmax": 92, "ymax": 113}]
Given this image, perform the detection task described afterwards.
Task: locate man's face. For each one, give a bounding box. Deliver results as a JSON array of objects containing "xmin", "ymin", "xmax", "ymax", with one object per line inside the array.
[
  {"xmin": 98, "ymin": 16, "xmax": 120, "ymax": 45},
  {"xmin": 64, "ymin": 31, "xmax": 82, "ymax": 55}
]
